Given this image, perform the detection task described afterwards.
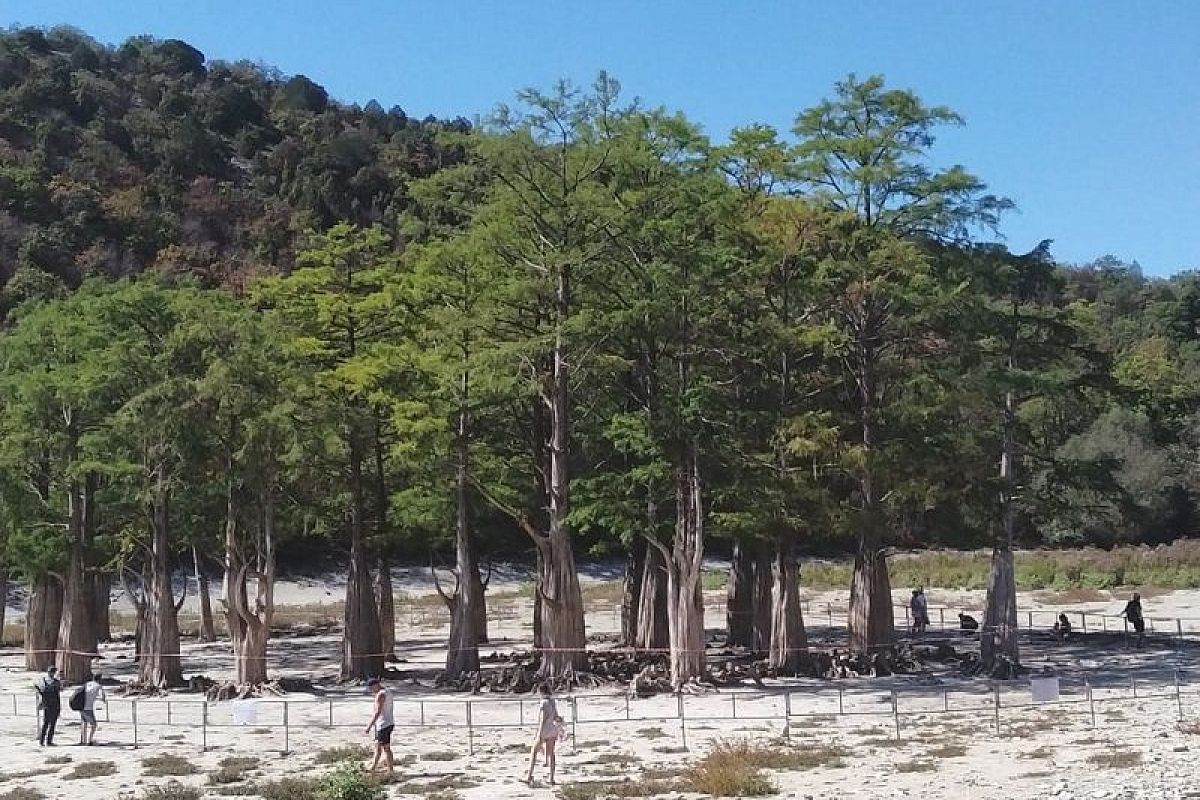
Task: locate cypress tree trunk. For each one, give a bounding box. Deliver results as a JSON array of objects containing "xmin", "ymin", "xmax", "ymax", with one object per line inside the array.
[
  {"xmin": 375, "ymin": 555, "xmax": 396, "ymax": 661},
  {"xmin": 194, "ymin": 547, "xmax": 216, "ymax": 643},
  {"xmin": 751, "ymin": 542, "xmax": 774, "ymax": 654},
  {"xmin": 983, "ymin": 386, "xmax": 1020, "ymax": 666},
  {"xmin": 636, "ymin": 496, "xmax": 668, "ymax": 651},
  {"xmin": 92, "ymin": 572, "xmax": 111, "ymax": 643},
  {"xmin": 446, "ymin": 398, "xmax": 481, "ymax": 676},
  {"xmin": 342, "ymin": 436, "xmax": 384, "ymax": 680},
  {"xmin": 666, "ymin": 442, "xmax": 705, "ymax": 689},
  {"xmin": 57, "ymin": 475, "xmax": 96, "ymax": 683},
  {"xmin": 139, "ymin": 461, "xmax": 182, "ymax": 687},
  {"xmin": 25, "ymin": 574, "xmax": 62, "ymax": 670},
  {"xmin": 621, "ymin": 538, "xmax": 646, "ymax": 646},
  {"xmin": 470, "ymin": 563, "xmax": 488, "ymax": 645},
  {"xmin": 537, "ymin": 285, "xmax": 588, "ymax": 678},
  {"xmin": 768, "ymin": 533, "xmax": 807, "ymax": 672},
  {"xmin": 725, "ymin": 540, "xmax": 754, "ymax": 647},
  {"xmin": 0, "ymin": 567, "xmax": 7, "ymax": 644},
  {"xmin": 848, "ymin": 542, "xmax": 893, "ymax": 653}
]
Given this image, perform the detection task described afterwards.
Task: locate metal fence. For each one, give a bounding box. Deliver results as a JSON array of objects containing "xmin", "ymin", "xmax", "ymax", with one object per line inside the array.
[{"xmin": 3, "ymin": 668, "xmax": 1195, "ymax": 756}]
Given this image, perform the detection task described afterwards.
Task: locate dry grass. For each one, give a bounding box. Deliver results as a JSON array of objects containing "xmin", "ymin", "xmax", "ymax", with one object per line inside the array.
[
  {"xmin": 926, "ymin": 744, "xmax": 968, "ymax": 758},
  {"xmin": 43, "ymin": 756, "xmax": 72, "ymax": 765},
  {"xmin": 142, "ymin": 754, "xmax": 198, "ymax": 777},
  {"xmin": 1035, "ymin": 588, "xmax": 1110, "ymax": 605},
  {"xmin": 420, "ymin": 750, "xmax": 460, "ymax": 762},
  {"xmin": 0, "ymin": 790, "xmax": 46, "ymax": 800},
  {"xmin": 63, "ymin": 761, "xmax": 117, "ymax": 780},
  {"xmin": 635, "ymin": 726, "xmax": 667, "ymax": 739},
  {"xmin": 249, "ymin": 777, "xmax": 319, "ymax": 800},
  {"xmin": 587, "ymin": 753, "xmax": 641, "ymax": 766},
  {"xmin": 1086, "ymin": 751, "xmax": 1143, "ymax": 769},
  {"xmin": 140, "ymin": 782, "xmax": 203, "ymax": 800},
  {"xmin": 313, "ymin": 744, "xmax": 370, "ymax": 764},
  {"xmin": 1021, "ymin": 745, "xmax": 1056, "ymax": 760},
  {"xmin": 895, "ymin": 760, "xmax": 937, "ymax": 773}
]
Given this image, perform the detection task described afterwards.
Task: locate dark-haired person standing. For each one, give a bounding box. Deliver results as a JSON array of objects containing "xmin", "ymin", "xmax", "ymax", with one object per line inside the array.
[{"xmin": 34, "ymin": 665, "xmax": 62, "ymax": 746}]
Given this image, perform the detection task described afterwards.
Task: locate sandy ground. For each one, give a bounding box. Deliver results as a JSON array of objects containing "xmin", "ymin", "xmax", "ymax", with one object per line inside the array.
[{"xmin": 3, "ymin": 573, "xmax": 1200, "ymax": 799}]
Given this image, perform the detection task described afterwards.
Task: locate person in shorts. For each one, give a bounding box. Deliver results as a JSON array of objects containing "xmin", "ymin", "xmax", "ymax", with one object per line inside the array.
[
  {"xmin": 364, "ymin": 677, "xmax": 395, "ymax": 774},
  {"xmin": 525, "ymin": 684, "xmax": 563, "ymax": 786},
  {"xmin": 80, "ymin": 672, "xmax": 106, "ymax": 745}
]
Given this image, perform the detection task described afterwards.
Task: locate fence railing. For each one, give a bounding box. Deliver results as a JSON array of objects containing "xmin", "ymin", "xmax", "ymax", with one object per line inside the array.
[{"xmin": 3, "ymin": 669, "xmax": 1195, "ymax": 756}]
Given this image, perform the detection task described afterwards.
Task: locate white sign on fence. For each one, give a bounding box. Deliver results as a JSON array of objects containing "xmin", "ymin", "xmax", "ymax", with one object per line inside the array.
[
  {"xmin": 231, "ymin": 700, "xmax": 258, "ymax": 725},
  {"xmin": 1030, "ymin": 677, "xmax": 1060, "ymax": 703}
]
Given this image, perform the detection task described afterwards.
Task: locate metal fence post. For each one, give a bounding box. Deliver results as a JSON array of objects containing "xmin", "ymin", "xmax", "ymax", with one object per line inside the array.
[
  {"xmin": 1131, "ymin": 674, "xmax": 1137, "ymax": 699},
  {"xmin": 328, "ymin": 699, "xmax": 334, "ymax": 727},
  {"xmin": 420, "ymin": 700, "xmax": 426, "ymax": 727},
  {"xmin": 939, "ymin": 608, "xmax": 945, "ymax": 629},
  {"xmin": 731, "ymin": 694, "xmax": 738, "ymax": 719},
  {"xmin": 167, "ymin": 700, "xmax": 172, "ymax": 726},
  {"xmin": 570, "ymin": 696, "xmax": 578, "ymax": 750},
  {"xmin": 1176, "ymin": 670, "xmax": 1184, "ymax": 721},
  {"xmin": 1027, "ymin": 611, "xmax": 1033, "ymax": 630},
  {"xmin": 678, "ymin": 693, "xmax": 687, "ymax": 750},
  {"xmin": 466, "ymin": 701, "xmax": 474, "ymax": 756},
  {"xmin": 624, "ymin": 693, "xmax": 630, "ymax": 721},
  {"xmin": 783, "ymin": 691, "xmax": 791, "ymax": 741},
  {"xmin": 838, "ymin": 687, "xmax": 844, "ymax": 716},
  {"xmin": 1086, "ymin": 679, "xmax": 1096, "ymax": 728},
  {"xmin": 282, "ymin": 701, "xmax": 289, "ymax": 754},
  {"xmin": 943, "ymin": 688, "xmax": 949, "ymax": 712},
  {"xmin": 1081, "ymin": 613, "xmax": 1088, "ymax": 635},
  {"xmin": 1178, "ymin": 619, "xmax": 1185, "ymax": 647},
  {"xmin": 891, "ymin": 689, "xmax": 900, "ymax": 741},
  {"xmin": 993, "ymin": 684, "xmax": 1000, "ymax": 734},
  {"xmin": 132, "ymin": 699, "xmax": 139, "ymax": 749},
  {"xmin": 201, "ymin": 701, "xmax": 208, "ymax": 752}
]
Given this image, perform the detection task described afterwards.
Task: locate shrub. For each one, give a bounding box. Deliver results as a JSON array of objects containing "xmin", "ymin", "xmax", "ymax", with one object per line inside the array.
[
  {"xmin": 313, "ymin": 745, "xmax": 370, "ymax": 765},
  {"xmin": 63, "ymin": 761, "xmax": 117, "ymax": 780},
  {"xmin": 420, "ymin": 750, "xmax": 459, "ymax": 762},
  {"xmin": 44, "ymin": 756, "xmax": 72, "ymax": 765},
  {"xmin": 142, "ymin": 755, "xmax": 198, "ymax": 777},
  {"xmin": 255, "ymin": 777, "xmax": 319, "ymax": 800},
  {"xmin": 316, "ymin": 764, "xmax": 384, "ymax": 800},
  {"xmin": 141, "ymin": 782, "xmax": 203, "ymax": 800},
  {"xmin": 0, "ymin": 789, "xmax": 47, "ymax": 800}
]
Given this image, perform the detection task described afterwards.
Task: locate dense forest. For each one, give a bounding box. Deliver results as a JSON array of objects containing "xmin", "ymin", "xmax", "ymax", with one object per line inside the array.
[{"xmin": 1, "ymin": 26, "xmax": 1199, "ymax": 689}]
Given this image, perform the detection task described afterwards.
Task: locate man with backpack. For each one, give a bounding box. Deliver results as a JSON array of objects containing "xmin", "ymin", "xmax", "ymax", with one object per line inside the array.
[
  {"xmin": 35, "ymin": 664, "xmax": 62, "ymax": 746},
  {"xmin": 70, "ymin": 672, "xmax": 106, "ymax": 745}
]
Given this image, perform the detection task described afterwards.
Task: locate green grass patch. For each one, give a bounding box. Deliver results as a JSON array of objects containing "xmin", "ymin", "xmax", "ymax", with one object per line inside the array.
[
  {"xmin": 313, "ymin": 745, "xmax": 370, "ymax": 765},
  {"xmin": 926, "ymin": 744, "xmax": 967, "ymax": 758},
  {"xmin": 140, "ymin": 782, "xmax": 203, "ymax": 800},
  {"xmin": 0, "ymin": 790, "xmax": 46, "ymax": 800}
]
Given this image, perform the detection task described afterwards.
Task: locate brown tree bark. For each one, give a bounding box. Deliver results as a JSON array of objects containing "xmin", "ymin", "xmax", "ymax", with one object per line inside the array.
[
  {"xmin": 848, "ymin": 541, "xmax": 893, "ymax": 653},
  {"xmin": 635, "ymin": 541, "xmax": 669, "ymax": 650},
  {"xmin": 983, "ymin": 385, "xmax": 1020, "ymax": 666},
  {"xmin": 92, "ymin": 571, "xmax": 111, "ymax": 643},
  {"xmin": 341, "ymin": 435, "xmax": 384, "ymax": 680},
  {"xmin": 725, "ymin": 540, "xmax": 755, "ymax": 647},
  {"xmin": 445, "ymin": 398, "xmax": 481, "ymax": 676},
  {"xmin": 470, "ymin": 562, "xmax": 488, "ymax": 645},
  {"xmin": 194, "ymin": 546, "xmax": 216, "ymax": 643},
  {"xmin": 664, "ymin": 442, "xmax": 705, "ymax": 689},
  {"xmin": 768, "ymin": 533, "xmax": 808, "ymax": 672},
  {"xmin": 375, "ymin": 554, "xmax": 396, "ymax": 661},
  {"xmin": 751, "ymin": 542, "xmax": 774, "ymax": 654},
  {"xmin": 25, "ymin": 574, "xmax": 62, "ymax": 670},
  {"xmin": 138, "ymin": 460, "xmax": 183, "ymax": 687},
  {"xmin": 0, "ymin": 567, "xmax": 7, "ymax": 644},
  {"xmin": 57, "ymin": 475, "xmax": 96, "ymax": 683},
  {"xmin": 535, "ymin": 277, "xmax": 588, "ymax": 678},
  {"xmin": 621, "ymin": 538, "xmax": 646, "ymax": 646},
  {"xmin": 222, "ymin": 484, "xmax": 275, "ymax": 686}
]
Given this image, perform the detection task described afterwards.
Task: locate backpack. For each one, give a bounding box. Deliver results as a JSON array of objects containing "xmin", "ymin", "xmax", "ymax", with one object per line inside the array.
[{"xmin": 68, "ymin": 686, "xmax": 85, "ymax": 711}]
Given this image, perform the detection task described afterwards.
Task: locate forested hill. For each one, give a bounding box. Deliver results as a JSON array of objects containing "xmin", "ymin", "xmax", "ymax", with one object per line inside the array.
[{"xmin": 0, "ymin": 25, "xmax": 468, "ymax": 307}]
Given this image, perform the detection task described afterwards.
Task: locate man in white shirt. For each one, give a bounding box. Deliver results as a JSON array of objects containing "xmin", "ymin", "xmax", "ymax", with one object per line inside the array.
[
  {"xmin": 364, "ymin": 677, "xmax": 395, "ymax": 774},
  {"xmin": 80, "ymin": 672, "xmax": 106, "ymax": 745}
]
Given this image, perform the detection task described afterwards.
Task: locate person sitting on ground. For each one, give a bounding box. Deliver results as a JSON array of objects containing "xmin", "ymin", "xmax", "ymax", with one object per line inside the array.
[
  {"xmin": 1122, "ymin": 592, "xmax": 1145, "ymax": 648},
  {"xmin": 958, "ymin": 613, "xmax": 979, "ymax": 632},
  {"xmin": 80, "ymin": 672, "xmax": 106, "ymax": 745},
  {"xmin": 1054, "ymin": 613, "xmax": 1072, "ymax": 643},
  {"xmin": 525, "ymin": 684, "xmax": 564, "ymax": 786},
  {"xmin": 34, "ymin": 664, "xmax": 62, "ymax": 747},
  {"xmin": 363, "ymin": 677, "xmax": 395, "ymax": 774}
]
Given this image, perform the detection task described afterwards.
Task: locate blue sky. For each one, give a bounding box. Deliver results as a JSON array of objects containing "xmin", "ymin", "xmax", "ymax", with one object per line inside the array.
[{"xmin": 8, "ymin": 1, "xmax": 1200, "ymax": 276}]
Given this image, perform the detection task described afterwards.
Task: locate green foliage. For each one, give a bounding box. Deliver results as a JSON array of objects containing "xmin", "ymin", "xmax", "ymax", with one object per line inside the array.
[{"xmin": 315, "ymin": 764, "xmax": 384, "ymax": 800}]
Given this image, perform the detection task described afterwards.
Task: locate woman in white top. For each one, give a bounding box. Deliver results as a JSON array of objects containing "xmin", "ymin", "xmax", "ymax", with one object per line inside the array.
[{"xmin": 525, "ymin": 684, "xmax": 563, "ymax": 785}]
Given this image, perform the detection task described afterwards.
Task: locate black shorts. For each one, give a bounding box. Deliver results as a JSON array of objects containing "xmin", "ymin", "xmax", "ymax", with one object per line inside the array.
[
  {"xmin": 1131, "ymin": 618, "xmax": 1145, "ymax": 634},
  {"xmin": 375, "ymin": 724, "xmax": 394, "ymax": 744}
]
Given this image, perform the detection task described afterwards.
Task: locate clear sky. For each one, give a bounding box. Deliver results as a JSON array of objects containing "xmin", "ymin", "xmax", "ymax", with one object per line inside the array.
[{"xmin": 7, "ymin": 1, "xmax": 1200, "ymax": 276}]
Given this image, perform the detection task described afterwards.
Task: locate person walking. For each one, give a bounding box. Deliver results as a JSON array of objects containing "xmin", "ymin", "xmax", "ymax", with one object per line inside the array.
[
  {"xmin": 79, "ymin": 673, "xmax": 106, "ymax": 745},
  {"xmin": 1122, "ymin": 592, "xmax": 1145, "ymax": 648},
  {"xmin": 35, "ymin": 665, "xmax": 62, "ymax": 746},
  {"xmin": 525, "ymin": 684, "xmax": 564, "ymax": 786},
  {"xmin": 363, "ymin": 677, "xmax": 395, "ymax": 774}
]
